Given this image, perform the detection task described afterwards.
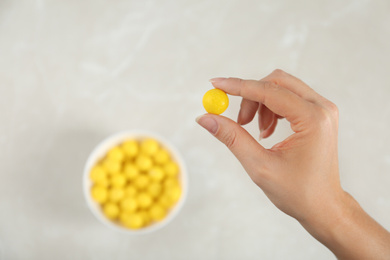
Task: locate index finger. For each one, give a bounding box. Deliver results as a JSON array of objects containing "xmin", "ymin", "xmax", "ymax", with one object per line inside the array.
[
  {"xmin": 262, "ymin": 69, "xmax": 320, "ymax": 103},
  {"xmin": 210, "ymin": 77, "xmax": 314, "ymax": 130}
]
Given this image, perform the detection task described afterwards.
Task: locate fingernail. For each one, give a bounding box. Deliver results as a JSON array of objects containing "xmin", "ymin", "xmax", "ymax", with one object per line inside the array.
[
  {"xmin": 237, "ymin": 110, "xmax": 242, "ymax": 125},
  {"xmin": 196, "ymin": 115, "xmax": 218, "ymax": 135},
  {"xmin": 259, "ymin": 129, "xmax": 267, "ymax": 140},
  {"xmin": 209, "ymin": 77, "xmax": 226, "ymax": 84},
  {"xmin": 259, "ymin": 120, "xmax": 266, "ymax": 137}
]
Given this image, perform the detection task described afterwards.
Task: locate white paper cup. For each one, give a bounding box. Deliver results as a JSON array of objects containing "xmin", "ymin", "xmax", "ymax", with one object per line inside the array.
[{"xmin": 83, "ymin": 131, "xmax": 188, "ymax": 234}]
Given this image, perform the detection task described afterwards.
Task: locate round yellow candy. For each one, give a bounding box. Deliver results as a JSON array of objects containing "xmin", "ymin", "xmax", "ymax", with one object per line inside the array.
[
  {"xmin": 107, "ymin": 147, "xmax": 125, "ymax": 162},
  {"xmin": 110, "ymin": 173, "xmax": 127, "ymax": 187},
  {"xmin": 147, "ymin": 182, "xmax": 162, "ymax": 198},
  {"xmin": 153, "ymin": 149, "xmax": 170, "ymax": 165},
  {"xmin": 91, "ymin": 185, "xmax": 108, "ymax": 204},
  {"xmin": 102, "ymin": 159, "xmax": 121, "ymax": 175},
  {"xmin": 120, "ymin": 212, "xmax": 144, "ymax": 229},
  {"xmin": 202, "ymin": 88, "xmax": 229, "ymax": 114},
  {"xmin": 122, "ymin": 140, "xmax": 139, "ymax": 159},
  {"xmin": 139, "ymin": 211, "xmax": 151, "ymax": 226},
  {"xmin": 103, "ymin": 203, "xmax": 119, "ymax": 219},
  {"xmin": 108, "ymin": 187, "xmax": 125, "ymax": 202},
  {"xmin": 158, "ymin": 194, "xmax": 175, "ymax": 209},
  {"xmin": 122, "ymin": 140, "xmax": 139, "ymax": 158},
  {"xmin": 123, "ymin": 163, "xmax": 140, "ymax": 180},
  {"xmin": 148, "ymin": 166, "xmax": 165, "ymax": 181},
  {"xmin": 137, "ymin": 192, "xmax": 153, "ymax": 209},
  {"xmin": 89, "ymin": 166, "xmax": 107, "ymax": 183},
  {"xmin": 168, "ymin": 186, "xmax": 182, "ymax": 202},
  {"xmin": 120, "ymin": 197, "xmax": 138, "ymax": 212},
  {"xmin": 164, "ymin": 161, "xmax": 179, "ymax": 177},
  {"xmin": 95, "ymin": 177, "xmax": 110, "ymax": 187},
  {"xmin": 125, "ymin": 185, "xmax": 137, "ymax": 197},
  {"xmin": 163, "ymin": 178, "xmax": 180, "ymax": 190},
  {"xmin": 149, "ymin": 205, "xmax": 166, "ymax": 221},
  {"xmin": 140, "ymin": 138, "xmax": 159, "ymax": 156},
  {"xmin": 134, "ymin": 175, "xmax": 150, "ymax": 190},
  {"xmin": 135, "ymin": 155, "xmax": 153, "ymax": 172}
]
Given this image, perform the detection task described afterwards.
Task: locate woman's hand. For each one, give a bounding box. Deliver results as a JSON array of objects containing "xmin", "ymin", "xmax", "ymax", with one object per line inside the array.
[
  {"xmin": 197, "ymin": 69, "xmax": 342, "ymax": 222},
  {"xmin": 196, "ymin": 69, "xmax": 390, "ymax": 259}
]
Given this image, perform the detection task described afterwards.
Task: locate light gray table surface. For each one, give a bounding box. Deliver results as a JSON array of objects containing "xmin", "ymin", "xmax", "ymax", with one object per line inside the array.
[{"xmin": 1, "ymin": 0, "xmax": 390, "ymax": 259}]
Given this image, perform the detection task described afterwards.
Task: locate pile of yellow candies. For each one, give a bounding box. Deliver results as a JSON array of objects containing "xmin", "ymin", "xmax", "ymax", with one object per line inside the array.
[{"xmin": 89, "ymin": 138, "xmax": 182, "ymax": 230}]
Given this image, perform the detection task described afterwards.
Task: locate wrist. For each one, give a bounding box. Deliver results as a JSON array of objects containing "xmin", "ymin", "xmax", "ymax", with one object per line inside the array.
[
  {"xmin": 299, "ymin": 191, "xmax": 390, "ymax": 259},
  {"xmin": 299, "ymin": 190, "xmax": 360, "ymax": 254}
]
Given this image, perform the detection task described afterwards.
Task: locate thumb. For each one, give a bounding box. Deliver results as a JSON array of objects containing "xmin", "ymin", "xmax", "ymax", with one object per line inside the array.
[{"xmin": 196, "ymin": 114, "xmax": 268, "ymax": 174}]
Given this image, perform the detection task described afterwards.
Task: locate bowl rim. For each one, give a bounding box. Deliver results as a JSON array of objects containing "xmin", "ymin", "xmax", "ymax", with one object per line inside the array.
[{"xmin": 83, "ymin": 130, "xmax": 188, "ymax": 235}]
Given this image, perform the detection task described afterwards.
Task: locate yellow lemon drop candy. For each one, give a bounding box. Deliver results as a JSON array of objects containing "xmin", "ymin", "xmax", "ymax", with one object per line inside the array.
[
  {"xmin": 120, "ymin": 212, "xmax": 144, "ymax": 229},
  {"xmin": 102, "ymin": 159, "xmax": 121, "ymax": 175},
  {"xmin": 135, "ymin": 155, "xmax": 153, "ymax": 171},
  {"xmin": 202, "ymin": 88, "xmax": 229, "ymax": 114},
  {"xmin": 125, "ymin": 185, "xmax": 137, "ymax": 197},
  {"xmin": 108, "ymin": 187, "xmax": 125, "ymax": 202},
  {"xmin": 158, "ymin": 194, "xmax": 175, "ymax": 209},
  {"xmin": 103, "ymin": 203, "xmax": 119, "ymax": 220},
  {"xmin": 122, "ymin": 140, "xmax": 139, "ymax": 159},
  {"xmin": 123, "ymin": 163, "xmax": 140, "ymax": 180},
  {"xmin": 95, "ymin": 177, "xmax": 110, "ymax": 187},
  {"xmin": 107, "ymin": 146, "xmax": 125, "ymax": 162},
  {"xmin": 153, "ymin": 149, "xmax": 170, "ymax": 165},
  {"xmin": 163, "ymin": 178, "xmax": 180, "ymax": 190},
  {"xmin": 148, "ymin": 166, "xmax": 165, "ymax": 182},
  {"xmin": 89, "ymin": 166, "xmax": 107, "ymax": 183},
  {"xmin": 149, "ymin": 205, "xmax": 166, "ymax": 221},
  {"xmin": 91, "ymin": 185, "xmax": 108, "ymax": 204},
  {"xmin": 134, "ymin": 175, "xmax": 150, "ymax": 190},
  {"xmin": 140, "ymin": 138, "xmax": 159, "ymax": 156},
  {"xmin": 110, "ymin": 173, "xmax": 127, "ymax": 187},
  {"xmin": 137, "ymin": 192, "xmax": 153, "ymax": 209},
  {"xmin": 164, "ymin": 161, "xmax": 179, "ymax": 178},
  {"xmin": 147, "ymin": 182, "xmax": 162, "ymax": 198},
  {"xmin": 139, "ymin": 211, "xmax": 151, "ymax": 226},
  {"xmin": 120, "ymin": 197, "xmax": 138, "ymax": 212},
  {"xmin": 168, "ymin": 186, "xmax": 182, "ymax": 203}
]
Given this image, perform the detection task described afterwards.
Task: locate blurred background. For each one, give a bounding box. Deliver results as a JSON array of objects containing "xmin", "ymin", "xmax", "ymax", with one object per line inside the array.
[{"xmin": 1, "ymin": 0, "xmax": 390, "ymax": 259}]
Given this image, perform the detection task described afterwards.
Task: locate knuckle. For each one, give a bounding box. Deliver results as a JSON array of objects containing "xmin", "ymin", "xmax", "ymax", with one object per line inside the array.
[
  {"xmin": 272, "ymin": 69, "xmax": 286, "ymax": 76},
  {"xmin": 238, "ymin": 78, "xmax": 246, "ymax": 88},
  {"xmin": 220, "ymin": 130, "xmax": 238, "ymax": 150},
  {"xmin": 237, "ymin": 78, "xmax": 247, "ymax": 95},
  {"xmin": 258, "ymin": 81, "xmax": 279, "ymax": 104},
  {"xmin": 327, "ymin": 101, "xmax": 339, "ymax": 117},
  {"xmin": 314, "ymin": 107, "xmax": 336, "ymax": 129},
  {"xmin": 263, "ymin": 81, "xmax": 280, "ymax": 93}
]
